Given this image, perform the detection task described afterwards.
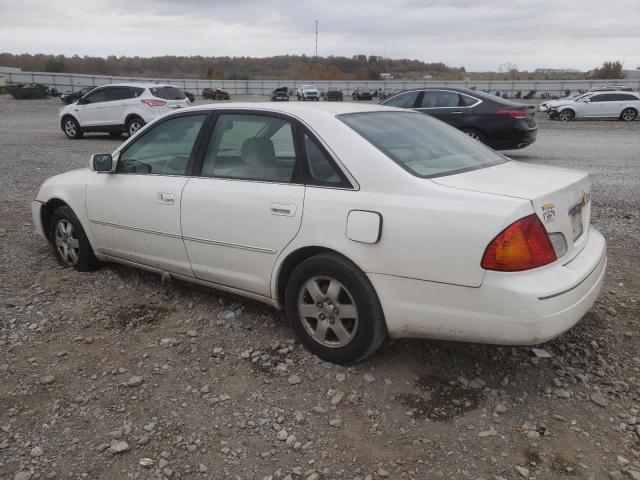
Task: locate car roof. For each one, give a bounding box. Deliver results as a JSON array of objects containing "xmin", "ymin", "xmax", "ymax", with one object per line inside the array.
[
  {"xmin": 172, "ymin": 101, "xmax": 403, "ymax": 117},
  {"xmin": 95, "ymin": 82, "xmax": 177, "ymax": 89}
]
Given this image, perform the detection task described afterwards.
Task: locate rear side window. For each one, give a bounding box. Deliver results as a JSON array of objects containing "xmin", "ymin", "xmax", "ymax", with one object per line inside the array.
[
  {"xmin": 340, "ymin": 111, "xmax": 506, "ymax": 178},
  {"xmin": 201, "ymin": 114, "xmax": 297, "ymax": 183},
  {"xmin": 149, "ymin": 86, "xmax": 187, "ymax": 100},
  {"xmin": 107, "ymin": 87, "xmax": 133, "ymax": 101},
  {"xmin": 419, "ymin": 91, "xmax": 461, "ymax": 108},
  {"xmin": 613, "ymin": 94, "xmax": 638, "ymax": 101}
]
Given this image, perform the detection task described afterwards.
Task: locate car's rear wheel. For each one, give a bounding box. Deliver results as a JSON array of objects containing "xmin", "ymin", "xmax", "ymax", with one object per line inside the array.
[
  {"xmin": 62, "ymin": 116, "xmax": 83, "ymax": 139},
  {"xmin": 285, "ymin": 253, "xmax": 386, "ymax": 364},
  {"xmin": 621, "ymin": 108, "xmax": 637, "ymax": 122},
  {"xmin": 461, "ymin": 128, "xmax": 486, "ymax": 144},
  {"xmin": 126, "ymin": 117, "xmax": 144, "ymax": 136},
  {"xmin": 558, "ymin": 109, "xmax": 575, "ymax": 122},
  {"xmin": 50, "ymin": 206, "xmax": 100, "ymax": 271}
]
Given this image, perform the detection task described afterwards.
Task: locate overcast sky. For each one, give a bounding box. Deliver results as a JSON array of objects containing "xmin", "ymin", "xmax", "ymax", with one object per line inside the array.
[{"xmin": 1, "ymin": 0, "xmax": 639, "ymax": 71}]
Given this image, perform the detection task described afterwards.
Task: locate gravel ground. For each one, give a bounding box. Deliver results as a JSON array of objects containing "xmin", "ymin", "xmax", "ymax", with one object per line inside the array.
[{"xmin": 1, "ymin": 95, "xmax": 639, "ymax": 480}]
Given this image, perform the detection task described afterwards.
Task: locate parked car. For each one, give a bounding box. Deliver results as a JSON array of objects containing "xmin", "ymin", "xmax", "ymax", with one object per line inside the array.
[
  {"xmin": 60, "ymin": 87, "xmax": 95, "ymax": 104},
  {"xmin": 202, "ymin": 88, "xmax": 230, "ymax": 100},
  {"xmin": 381, "ymin": 87, "xmax": 537, "ymax": 150},
  {"xmin": 32, "ymin": 102, "xmax": 606, "ymax": 364},
  {"xmin": 58, "ymin": 83, "xmax": 190, "ymax": 139},
  {"xmin": 7, "ymin": 83, "xmax": 49, "ymax": 100},
  {"xmin": 539, "ymin": 92, "xmax": 589, "ymax": 112},
  {"xmin": 271, "ymin": 86, "xmax": 290, "ymax": 101},
  {"xmin": 325, "ymin": 87, "xmax": 343, "ymax": 101},
  {"xmin": 297, "ymin": 85, "xmax": 319, "ymax": 101},
  {"xmin": 590, "ymin": 85, "xmax": 634, "ymax": 92},
  {"xmin": 547, "ymin": 91, "xmax": 640, "ymax": 121},
  {"xmin": 352, "ymin": 87, "xmax": 373, "ymax": 101}
]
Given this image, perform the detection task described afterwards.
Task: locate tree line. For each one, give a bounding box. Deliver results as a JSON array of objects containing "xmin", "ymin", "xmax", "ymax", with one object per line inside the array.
[{"xmin": 0, "ymin": 52, "xmax": 466, "ymax": 80}]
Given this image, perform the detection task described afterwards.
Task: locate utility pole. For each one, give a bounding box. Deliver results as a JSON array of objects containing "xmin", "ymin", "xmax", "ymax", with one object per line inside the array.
[{"xmin": 315, "ymin": 20, "xmax": 318, "ymax": 57}]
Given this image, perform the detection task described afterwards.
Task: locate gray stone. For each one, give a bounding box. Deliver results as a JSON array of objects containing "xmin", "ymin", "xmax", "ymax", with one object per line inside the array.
[
  {"xmin": 126, "ymin": 376, "xmax": 144, "ymax": 387},
  {"xmin": 108, "ymin": 440, "xmax": 130, "ymax": 454}
]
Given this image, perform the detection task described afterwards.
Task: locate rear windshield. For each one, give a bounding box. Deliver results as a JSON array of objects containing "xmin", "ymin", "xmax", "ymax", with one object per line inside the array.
[
  {"xmin": 340, "ymin": 111, "xmax": 506, "ymax": 178},
  {"xmin": 149, "ymin": 86, "xmax": 186, "ymax": 100}
]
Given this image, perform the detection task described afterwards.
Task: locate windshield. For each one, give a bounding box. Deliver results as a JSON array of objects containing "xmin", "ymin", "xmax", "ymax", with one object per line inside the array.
[{"xmin": 340, "ymin": 111, "xmax": 506, "ymax": 178}]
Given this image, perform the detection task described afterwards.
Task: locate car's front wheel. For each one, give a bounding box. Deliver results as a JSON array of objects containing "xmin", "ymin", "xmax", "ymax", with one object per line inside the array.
[
  {"xmin": 49, "ymin": 206, "xmax": 100, "ymax": 271},
  {"xmin": 621, "ymin": 108, "xmax": 637, "ymax": 122},
  {"xmin": 285, "ymin": 253, "xmax": 386, "ymax": 364},
  {"xmin": 558, "ymin": 109, "xmax": 575, "ymax": 122},
  {"xmin": 126, "ymin": 117, "xmax": 145, "ymax": 136},
  {"xmin": 62, "ymin": 116, "xmax": 83, "ymax": 139}
]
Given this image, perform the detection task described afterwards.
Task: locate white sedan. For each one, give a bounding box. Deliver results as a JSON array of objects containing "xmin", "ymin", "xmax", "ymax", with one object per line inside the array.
[{"xmin": 32, "ymin": 102, "xmax": 607, "ymax": 364}]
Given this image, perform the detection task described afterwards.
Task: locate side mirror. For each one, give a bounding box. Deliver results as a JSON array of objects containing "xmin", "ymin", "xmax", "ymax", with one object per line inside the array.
[{"xmin": 92, "ymin": 153, "xmax": 113, "ymax": 172}]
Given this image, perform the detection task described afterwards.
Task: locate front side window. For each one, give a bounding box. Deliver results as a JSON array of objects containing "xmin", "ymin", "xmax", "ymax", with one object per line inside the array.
[
  {"xmin": 116, "ymin": 114, "xmax": 206, "ymax": 175},
  {"xmin": 201, "ymin": 114, "xmax": 297, "ymax": 183},
  {"xmin": 419, "ymin": 91, "xmax": 461, "ymax": 108},
  {"xmin": 83, "ymin": 88, "xmax": 109, "ymax": 104},
  {"xmin": 383, "ymin": 91, "xmax": 420, "ymax": 108},
  {"xmin": 589, "ymin": 94, "xmax": 608, "ymax": 102},
  {"xmin": 340, "ymin": 111, "xmax": 506, "ymax": 178}
]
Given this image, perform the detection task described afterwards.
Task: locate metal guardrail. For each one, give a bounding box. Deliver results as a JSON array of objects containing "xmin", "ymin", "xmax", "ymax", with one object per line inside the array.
[{"xmin": 3, "ymin": 70, "xmax": 639, "ymax": 98}]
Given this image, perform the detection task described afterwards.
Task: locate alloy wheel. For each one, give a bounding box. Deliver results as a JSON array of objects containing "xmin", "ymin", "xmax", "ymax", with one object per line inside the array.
[
  {"xmin": 129, "ymin": 120, "xmax": 142, "ymax": 136},
  {"xmin": 622, "ymin": 109, "xmax": 637, "ymax": 122},
  {"xmin": 64, "ymin": 119, "xmax": 77, "ymax": 137},
  {"xmin": 559, "ymin": 110, "xmax": 573, "ymax": 121},
  {"xmin": 54, "ymin": 219, "xmax": 80, "ymax": 266},
  {"xmin": 298, "ymin": 276, "xmax": 358, "ymax": 348}
]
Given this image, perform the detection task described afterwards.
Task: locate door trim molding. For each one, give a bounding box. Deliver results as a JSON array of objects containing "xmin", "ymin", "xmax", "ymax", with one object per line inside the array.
[
  {"xmin": 183, "ymin": 235, "xmax": 277, "ymax": 254},
  {"xmin": 90, "ymin": 218, "xmax": 276, "ymax": 254},
  {"xmin": 90, "ymin": 219, "xmax": 181, "ymax": 239}
]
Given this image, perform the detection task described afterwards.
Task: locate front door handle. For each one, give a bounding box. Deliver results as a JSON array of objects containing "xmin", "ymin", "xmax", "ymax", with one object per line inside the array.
[
  {"xmin": 157, "ymin": 192, "xmax": 176, "ymax": 205},
  {"xmin": 270, "ymin": 202, "xmax": 296, "ymax": 217}
]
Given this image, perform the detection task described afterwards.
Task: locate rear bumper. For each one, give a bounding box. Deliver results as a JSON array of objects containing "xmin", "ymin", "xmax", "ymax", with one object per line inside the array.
[
  {"xmin": 490, "ymin": 127, "xmax": 537, "ymax": 150},
  {"xmin": 370, "ymin": 227, "xmax": 606, "ymax": 345}
]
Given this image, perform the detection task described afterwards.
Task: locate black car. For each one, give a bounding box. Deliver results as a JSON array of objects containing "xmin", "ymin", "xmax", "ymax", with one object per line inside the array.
[
  {"xmin": 271, "ymin": 86, "xmax": 290, "ymax": 101},
  {"xmin": 60, "ymin": 87, "xmax": 94, "ymax": 104},
  {"xmin": 352, "ymin": 87, "xmax": 373, "ymax": 101},
  {"xmin": 326, "ymin": 87, "xmax": 343, "ymax": 101},
  {"xmin": 381, "ymin": 87, "xmax": 537, "ymax": 150}
]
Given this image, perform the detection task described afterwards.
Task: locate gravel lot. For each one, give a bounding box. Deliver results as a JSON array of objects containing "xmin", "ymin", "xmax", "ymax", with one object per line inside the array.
[{"xmin": 1, "ymin": 94, "xmax": 639, "ymax": 480}]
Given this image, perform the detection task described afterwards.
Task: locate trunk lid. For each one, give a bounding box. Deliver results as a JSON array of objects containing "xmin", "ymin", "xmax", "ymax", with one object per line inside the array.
[{"xmin": 432, "ymin": 161, "xmax": 592, "ymax": 262}]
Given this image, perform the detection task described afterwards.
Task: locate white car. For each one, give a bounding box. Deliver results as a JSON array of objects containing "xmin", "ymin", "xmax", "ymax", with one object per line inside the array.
[
  {"xmin": 33, "ymin": 102, "xmax": 606, "ymax": 364},
  {"xmin": 297, "ymin": 85, "xmax": 320, "ymax": 101},
  {"xmin": 58, "ymin": 83, "xmax": 190, "ymax": 139},
  {"xmin": 548, "ymin": 91, "xmax": 640, "ymax": 121},
  {"xmin": 539, "ymin": 92, "xmax": 589, "ymax": 112}
]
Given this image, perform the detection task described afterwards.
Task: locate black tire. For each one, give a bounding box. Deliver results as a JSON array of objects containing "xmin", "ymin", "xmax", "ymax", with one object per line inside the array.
[
  {"xmin": 461, "ymin": 128, "xmax": 487, "ymax": 144},
  {"xmin": 126, "ymin": 117, "xmax": 145, "ymax": 137},
  {"xmin": 558, "ymin": 109, "xmax": 575, "ymax": 122},
  {"xmin": 620, "ymin": 108, "xmax": 637, "ymax": 122},
  {"xmin": 49, "ymin": 205, "xmax": 100, "ymax": 271},
  {"xmin": 62, "ymin": 116, "xmax": 83, "ymax": 139},
  {"xmin": 285, "ymin": 253, "xmax": 386, "ymax": 364}
]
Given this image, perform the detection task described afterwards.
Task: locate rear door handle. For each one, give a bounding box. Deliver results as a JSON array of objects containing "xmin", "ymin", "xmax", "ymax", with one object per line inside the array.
[
  {"xmin": 270, "ymin": 202, "xmax": 296, "ymax": 217},
  {"xmin": 452, "ymin": 111, "xmax": 464, "ymax": 114}
]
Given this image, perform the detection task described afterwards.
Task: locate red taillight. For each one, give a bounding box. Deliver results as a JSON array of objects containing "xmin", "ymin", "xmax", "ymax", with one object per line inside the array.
[
  {"xmin": 481, "ymin": 214, "xmax": 556, "ymax": 272},
  {"xmin": 141, "ymin": 98, "xmax": 166, "ymax": 107},
  {"xmin": 496, "ymin": 109, "xmax": 529, "ymax": 119}
]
